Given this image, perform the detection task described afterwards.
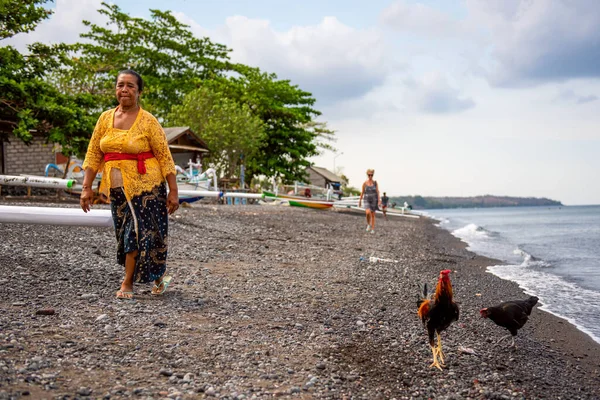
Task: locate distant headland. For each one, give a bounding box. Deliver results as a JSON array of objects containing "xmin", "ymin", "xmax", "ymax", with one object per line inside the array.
[{"xmin": 389, "ymin": 195, "xmax": 563, "ymax": 209}]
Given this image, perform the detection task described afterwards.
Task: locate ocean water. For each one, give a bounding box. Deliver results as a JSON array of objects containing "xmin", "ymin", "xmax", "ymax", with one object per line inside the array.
[{"xmin": 423, "ymin": 205, "xmax": 600, "ymax": 344}]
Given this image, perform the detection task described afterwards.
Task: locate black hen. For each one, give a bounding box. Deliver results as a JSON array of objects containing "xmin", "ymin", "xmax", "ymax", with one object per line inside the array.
[{"xmin": 480, "ymin": 296, "xmax": 539, "ymax": 347}]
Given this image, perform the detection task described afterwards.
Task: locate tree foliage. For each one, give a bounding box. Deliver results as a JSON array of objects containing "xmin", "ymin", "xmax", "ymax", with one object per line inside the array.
[
  {"xmin": 302, "ymin": 120, "xmax": 336, "ymax": 153},
  {"xmin": 167, "ymin": 87, "xmax": 265, "ymax": 180},
  {"xmin": 65, "ymin": 2, "xmax": 233, "ymax": 120},
  {"xmin": 0, "ymin": 0, "xmax": 97, "ymax": 156},
  {"xmin": 389, "ymin": 195, "xmax": 563, "ymax": 209},
  {"xmin": 202, "ymin": 67, "xmax": 323, "ymax": 183},
  {"xmin": 0, "ymin": 0, "xmax": 53, "ymax": 40}
]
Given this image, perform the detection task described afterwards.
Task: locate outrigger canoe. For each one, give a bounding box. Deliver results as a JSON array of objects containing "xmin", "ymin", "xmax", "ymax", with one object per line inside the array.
[
  {"xmin": 263, "ymin": 191, "xmax": 302, "ymax": 200},
  {"xmin": 263, "ymin": 191, "xmax": 335, "ymax": 210},
  {"xmin": 287, "ymin": 199, "xmax": 334, "ymax": 209}
]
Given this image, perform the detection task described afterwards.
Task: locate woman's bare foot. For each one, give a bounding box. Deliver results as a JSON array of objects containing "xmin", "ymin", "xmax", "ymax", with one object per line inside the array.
[
  {"xmin": 120, "ymin": 282, "xmax": 133, "ymax": 293},
  {"xmin": 116, "ymin": 281, "xmax": 134, "ymax": 299},
  {"xmin": 116, "ymin": 289, "xmax": 134, "ymax": 299}
]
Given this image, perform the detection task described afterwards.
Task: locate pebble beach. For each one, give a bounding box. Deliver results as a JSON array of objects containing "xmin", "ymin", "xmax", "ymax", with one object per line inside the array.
[{"xmin": 1, "ymin": 199, "xmax": 600, "ymax": 399}]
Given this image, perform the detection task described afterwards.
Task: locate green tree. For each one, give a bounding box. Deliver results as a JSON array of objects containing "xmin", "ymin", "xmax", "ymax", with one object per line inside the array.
[
  {"xmin": 64, "ymin": 2, "xmax": 232, "ymax": 120},
  {"xmin": 303, "ymin": 120, "xmax": 336, "ymax": 153},
  {"xmin": 167, "ymin": 87, "xmax": 265, "ymax": 180},
  {"xmin": 413, "ymin": 195, "xmax": 427, "ymax": 208},
  {"xmin": 0, "ymin": 0, "xmax": 97, "ymax": 156},
  {"xmin": 202, "ymin": 67, "xmax": 323, "ymax": 183},
  {"xmin": 0, "ymin": 0, "xmax": 52, "ymax": 39}
]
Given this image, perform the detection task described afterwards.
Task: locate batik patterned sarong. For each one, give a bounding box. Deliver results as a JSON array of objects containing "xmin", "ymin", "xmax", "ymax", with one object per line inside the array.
[{"xmin": 109, "ymin": 183, "xmax": 168, "ymax": 283}]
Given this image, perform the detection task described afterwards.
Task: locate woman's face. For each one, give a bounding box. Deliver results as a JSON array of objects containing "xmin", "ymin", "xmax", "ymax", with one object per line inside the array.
[
  {"xmin": 367, "ymin": 172, "xmax": 374, "ymax": 179},
  {"xmin": 115, "ymin": 74, "xmax": 140, "ymax": 107}
]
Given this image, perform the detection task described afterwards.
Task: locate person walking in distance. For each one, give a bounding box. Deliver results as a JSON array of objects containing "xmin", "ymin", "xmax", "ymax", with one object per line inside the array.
[
  {"xmin": 358, "ymin": 169, "xmax": 381, "ymax": 234},
  {"xmin": 381, "ymin": 192, "xmax": 389, "ymax": 220}
]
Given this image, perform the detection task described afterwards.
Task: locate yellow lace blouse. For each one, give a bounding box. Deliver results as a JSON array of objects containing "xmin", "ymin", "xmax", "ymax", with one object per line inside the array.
[{"xmin": 82, "ymin": 107, "xmax": 176, "ymax": 201}]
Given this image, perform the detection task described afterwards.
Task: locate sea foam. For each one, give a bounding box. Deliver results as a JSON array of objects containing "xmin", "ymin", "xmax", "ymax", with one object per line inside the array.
[{"xmin": 452, "ymin": 223, "xmax": 492, "ymax": 240}]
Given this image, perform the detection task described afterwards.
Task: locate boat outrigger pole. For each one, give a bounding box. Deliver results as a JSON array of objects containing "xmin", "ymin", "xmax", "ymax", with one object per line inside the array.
[
  {"xmin": 176, "ymin": 189, "xmax": 265, "ymax": 200},
  {"xmin": 0, "ymin": 175, "xmax": 76, "ymax": 189}
]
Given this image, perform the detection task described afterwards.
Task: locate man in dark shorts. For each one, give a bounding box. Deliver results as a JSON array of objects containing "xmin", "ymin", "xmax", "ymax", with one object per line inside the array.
[{"xmin": 381, "ymin": 192, "xmax": 389, "ymax": 220}]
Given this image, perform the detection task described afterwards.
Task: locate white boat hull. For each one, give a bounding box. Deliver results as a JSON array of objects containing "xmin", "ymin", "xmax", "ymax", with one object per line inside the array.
[{"xmin": 0, "ymin": 205, "xmax": 113, "ymax": 227}]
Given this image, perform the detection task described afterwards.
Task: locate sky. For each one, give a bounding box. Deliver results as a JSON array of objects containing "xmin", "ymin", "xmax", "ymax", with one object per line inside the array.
[{"xmin": 6, "ymin": 0, "xmax": 600, "ymax": 205}]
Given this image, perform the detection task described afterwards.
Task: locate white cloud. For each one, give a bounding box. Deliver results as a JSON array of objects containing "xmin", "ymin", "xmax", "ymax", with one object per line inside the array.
[
  {"xmin": 321, "ymin": 96, "xmax": 400, "ymax": 121},
  {"xmin": 466, "ymin": 0, "xmax": 600, "ymax": 86},
  {"xmin": 558, "ymin": 89, "xmax": 598, "ymax": 104},
  {"xmin": 316, "ymin": 70, "xmax": 475, "ymax": 123},
  {"xmin": 171, "ymin": 11, "xmax": 211, "ymax": 40},
  {"xmin": 407, "ymin": 75, "xmax": 476, "ymax": 114},
  {"xmin": 2, "ymin": 0, "xmax": 105, "ymax": 51},
  {"xmin": 380, "ymin": 0, "xmax": 466, "ymax": 37},
  {"xmin": 187, "ymin": 15, "xmax": 389, "ymax": 104}
]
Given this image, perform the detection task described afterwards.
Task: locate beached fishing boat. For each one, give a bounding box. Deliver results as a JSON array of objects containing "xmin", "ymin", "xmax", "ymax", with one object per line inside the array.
[
  {"xmin": 42, "ymin": 161, "xmax": 105, "ymax": 200},
  {"xmin": 263, "ymin": 191, "xmax": 336, "ymax": 209},
  {"xmin": 263, "ymin": 191, "xmax": 306, "ymax": 200},
  {"xmin": 176, "ymin": 166, "xmax": 218, "ymax": 203},
  {"xmin": 287, "ymin": 199, "xmax": 334, "ymax": 209},
  {"xmin": 0, "ymin": 205, "xmax": 112, "ymax": 227}
]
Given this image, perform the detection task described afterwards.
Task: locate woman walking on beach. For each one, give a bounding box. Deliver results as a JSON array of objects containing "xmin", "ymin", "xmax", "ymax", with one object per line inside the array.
[
  {"xmin": 358, "ymin": 169, "xmax": 381, "ymax": 234},
  {"xmin": 79, "ymin": 69, "xmax": 179, "ymax": 299}
]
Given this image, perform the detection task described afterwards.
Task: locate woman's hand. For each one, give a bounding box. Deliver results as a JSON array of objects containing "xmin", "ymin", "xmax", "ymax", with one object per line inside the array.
[
  {"xmin": 165, "ymin": 173, "xmax": 179, "ymax": 214},
  {"xmin": 167, "ymin": 190, "xmax": 179, "ymax": 214},
  {"xmin": 80, "ymin": 187, "xmax": 94, "ymax": 213}
]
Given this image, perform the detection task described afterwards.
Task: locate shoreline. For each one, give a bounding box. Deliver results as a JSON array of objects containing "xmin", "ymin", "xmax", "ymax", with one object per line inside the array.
[
  {"xmin": 425, "ymin": 205, "xmax": 600, "ymax": 350},
  {"xmin": 1, "ymin": 200, "xmax": 599, "ymax": 398},
  {"xmin": 485, "ymin": 266, "xmax": 600, "ymax": 347},
  {"xmin": 533, "ymin": 304, "xmax": 600, "ymax": 346},
  {"xmin": 426, "ymin": 220, "xmax": 600, "ymax": 377}
]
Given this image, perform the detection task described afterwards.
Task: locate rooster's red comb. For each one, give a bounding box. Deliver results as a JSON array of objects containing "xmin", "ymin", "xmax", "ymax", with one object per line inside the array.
[{"xmin": 440, "ymin": 269, "xmax": 452, "ymax": 275}]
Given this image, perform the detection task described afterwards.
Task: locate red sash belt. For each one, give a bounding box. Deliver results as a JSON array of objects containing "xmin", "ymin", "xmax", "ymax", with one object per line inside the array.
[{"xmin": 104, "ymin": 151, "xmax": 155, "ymax": 174}]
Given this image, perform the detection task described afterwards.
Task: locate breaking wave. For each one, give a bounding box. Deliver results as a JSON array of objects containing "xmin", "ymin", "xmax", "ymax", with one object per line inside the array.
[{"xmin": 452, "ymin": 223, "xmax": 493, "ymax": 241}]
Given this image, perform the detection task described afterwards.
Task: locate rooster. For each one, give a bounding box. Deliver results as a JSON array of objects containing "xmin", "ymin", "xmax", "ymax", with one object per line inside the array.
[
  {"xmin": 480, "ymin": 296, "xmax": 539, "ymax": 347},
  {"xmin": 417, "ymin": 269, "xmax": 459, "ymax": 370}
]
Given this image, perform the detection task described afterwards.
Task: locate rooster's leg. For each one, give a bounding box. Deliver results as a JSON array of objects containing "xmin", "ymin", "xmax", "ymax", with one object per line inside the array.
[
  {"xmin": 429, "ymin": 345, "xmax": 443, "ymax": 370},
  {"xmin": 496, "ymin": 334, "xmax": 511, "ymax": 346},
  {"xmin": 509, "ymin": 336, "xmax": 516, "ymax": 348},
  {"xmin": 436, "ymin": 333, "xmax": 445, "ymax": 365}
]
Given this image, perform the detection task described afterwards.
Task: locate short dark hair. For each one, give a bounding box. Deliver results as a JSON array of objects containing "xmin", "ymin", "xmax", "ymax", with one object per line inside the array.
[{"xmin": 116, "ymin": 69, "xmax": 144, "ymax": 92}]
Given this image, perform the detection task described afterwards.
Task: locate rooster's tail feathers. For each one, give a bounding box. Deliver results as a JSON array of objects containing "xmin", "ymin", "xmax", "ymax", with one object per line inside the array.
[
  {"xmin": 416, "ymin": 283, "xmax": 428, "ymax": 307},
  {"xmin": 417, "ymin": 282, "xmax": 431, "ymax": 323},
  {"xmin": 417, "ymin": 299, "xmax": 431, "ymax": 323}
]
